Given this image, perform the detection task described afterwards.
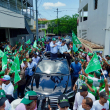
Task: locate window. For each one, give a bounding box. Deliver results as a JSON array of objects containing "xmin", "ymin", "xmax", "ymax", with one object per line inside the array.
[{"xmin": 94, "ymin": 0, "xmax": 98, "ymax": 10}]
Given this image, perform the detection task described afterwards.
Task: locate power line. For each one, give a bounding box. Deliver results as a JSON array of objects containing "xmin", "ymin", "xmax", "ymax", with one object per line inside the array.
[{"xmin": 38, "ymin": 0, "xmax": 42, "ymax": 8}]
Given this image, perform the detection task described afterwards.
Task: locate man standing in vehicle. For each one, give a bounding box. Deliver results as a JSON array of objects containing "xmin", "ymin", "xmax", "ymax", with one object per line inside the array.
[{"xmin": 50, "ymin": 38, "xmax": 58, "ymax": 59}]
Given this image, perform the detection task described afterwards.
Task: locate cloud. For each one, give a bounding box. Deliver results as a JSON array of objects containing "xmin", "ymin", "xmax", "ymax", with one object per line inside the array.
[{"xmin": 43, "ymin": 2, "xmax": 66, "ymax": 9}]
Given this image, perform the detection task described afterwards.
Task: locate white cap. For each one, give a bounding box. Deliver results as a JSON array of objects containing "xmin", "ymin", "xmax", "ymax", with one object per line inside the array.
[{"xmin": 11, "ymin": 99, "xmax": 22, "ymax": 110}]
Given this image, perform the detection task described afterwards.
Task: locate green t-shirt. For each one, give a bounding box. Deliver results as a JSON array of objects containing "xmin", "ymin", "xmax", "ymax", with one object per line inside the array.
[{"xmin": 87, "ymin": 85, "xmax": 97, "ymax": 96}]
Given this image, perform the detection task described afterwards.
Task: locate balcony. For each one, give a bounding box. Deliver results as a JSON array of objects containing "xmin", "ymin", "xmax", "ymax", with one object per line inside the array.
[{"xmin": 0, "ymin": 0, "xmax": 34, "ymax": 19}]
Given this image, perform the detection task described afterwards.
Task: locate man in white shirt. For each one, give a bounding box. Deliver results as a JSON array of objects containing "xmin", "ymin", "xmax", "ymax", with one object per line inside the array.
[
  {"xmin": 32, "ymin": 53, "xmax": 40, "ymax": 64},
  {"xmin": 73, "ymin": 85, "xmax": 95, "ymax": 110},
  {"xmin": 50, "ymin": 38, "xmax": 58, "ymax": 59},
  {"xmin": 59, "ymin": 40, "xmax": 71, "ymax": 65},
  {"xmin": 78, "ymin": 97, "xmax": 95, "ymax": 110},
  {"xmin": 93, "ymin": 91, "xmax": 109, "ymax": 110},
  {"xmin": 1, "ymin": 75, "xmax": 14, "ymax": 98}
]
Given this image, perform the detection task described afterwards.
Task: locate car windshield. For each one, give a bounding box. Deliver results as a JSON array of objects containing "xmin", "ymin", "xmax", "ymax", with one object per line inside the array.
[{"xmin": 36, "ymin": 60, "xmax": 69, "ymax": 75}]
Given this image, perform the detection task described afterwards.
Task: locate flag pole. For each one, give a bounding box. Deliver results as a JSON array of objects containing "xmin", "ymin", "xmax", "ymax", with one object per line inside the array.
[{"xmin": 101, "ymin": 68, "xmax": 106, "ymax": 79}]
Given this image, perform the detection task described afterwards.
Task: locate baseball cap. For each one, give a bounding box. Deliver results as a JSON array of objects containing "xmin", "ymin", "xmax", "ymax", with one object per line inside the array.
[
  {"xmin": 87, "ymin": 79, "xmax": 93, "ymax": 84},
  {"xmin": 88, "ymin": 53, "xmax": 93, "ymax": 56},
  {"xmin": 94, "ymin": 71, "xmax": 101, "ymax": 77},
  {"xmin": 100, "ymin": 91, "xmax": 109, "ymax": 100},
  {"xmin": 23, "ymin": 58, "xmax": 26, "ymax": 62},
  {"xmin": 1, "ymin": 75, "xmax": 10, "ymax": 81},
  {"xmin": 78, "ymin": 85, "xmax": 88, "ymax": 92},
  {"xmin": 21, "ymin": 91, "xmax": 37, "ymax": 105},
  {"xmin": 52, "ymin": 38, "xmax": 56, "ymax": 41},
  {"xmin": 57, "ymin": 94, "xmax": 70, "ymax": 108},
  {"xmin": 0, "ymin": 97, "xmax": 7, "ymax": 106}
]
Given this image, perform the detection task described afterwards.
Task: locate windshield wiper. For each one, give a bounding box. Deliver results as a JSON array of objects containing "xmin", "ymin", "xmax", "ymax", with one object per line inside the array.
[{"xmin": 35, "ymin": 72, "xmax": 69, "ymax": 76}]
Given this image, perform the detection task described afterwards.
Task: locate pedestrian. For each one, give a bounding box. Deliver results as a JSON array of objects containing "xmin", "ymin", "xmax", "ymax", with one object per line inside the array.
[
  {"xmin": 0, "ymin": 89, "xmax": 12, "ymax": 110},
  {"xmin": 15, "ymin": 91, "xmax": 37, "ymax": 110},
  {"xmin": 57, "ymin": 94, "xmax": 70, "ymax": 110},
  {"xmin": 93, "ymin": 91, "xmax": 109, "ymax": 110},
  {"xmin": 32, "ymin": 52, "xmax": 40, "ymax": 64},
  {"xmin": 85, "ymin": 79, "xmax": 97, "ymax": 97},
  {"xmin": 73, "ymin": 85, "xmax": 95, "ymax": 110},
  {"xmin": 26, "ymin": 58, "xmax": 37, "ymax": 85},
  {"xmin": 17, "ymin": 68, "xmax": 26, "ymax": 98},
  {"xmin": 50, "ymin": 38, "xmax": 58, "ymax": 59},
  {"xmin": 1, "ymin": 75, "xmax": 14, "ymax": 98},
  {"xmin": 78, "ymin": 97, "xmax": 94, "ymax": 110},
  {"xmin": 70, "ymin": 57, "xmax": 81, "ymax": 86},
  {"xmin": 0, "ymin": 97, "xmax": 7, "ymax": 110}
]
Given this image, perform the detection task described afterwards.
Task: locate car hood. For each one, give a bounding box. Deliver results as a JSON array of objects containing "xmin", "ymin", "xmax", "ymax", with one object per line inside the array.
[{"xmin": 26, "ymin": 74, "xmax": 71, "ymax": 96}]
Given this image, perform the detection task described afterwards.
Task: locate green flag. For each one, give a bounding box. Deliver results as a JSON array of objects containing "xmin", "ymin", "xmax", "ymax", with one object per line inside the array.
[
  {"xmin": 72, "ymin": 31, "xmax": 81, "ymax": 44},
  {"xmin": 19, "ymin": 45, "xmax": 23, "ymax": 51},
  {"xmin": 2, "ymin": 53, "xmax": 7, "ymax": 70},
  {"xmin": 73, "ymin": 44, "xmax": 78, "ymax": 53},
  {"xmin": 26, "ymin": 39, "xmax": 31, "ymax": 44},
  {"xmin": 14, "ymin": 56, "xmax": 20, "ymax": 72},
  {"xmin": 11, "ymin": 59, "xmax": 21, "ymax": 84},
  {"xmin": 6, "ymin": 45, "xmax": 10, "ymax": 51},
  {"xmin": 85, "ymin": 53, "xmax": 102, "ymax": 74},
  {"xmin": 33, "ymin": 40, "xmax": 37, "ymax": 48},
  {"xmin": 14, "ymin": 66, "xmax": 21, "ymax": 84},
  {"xmin": 0, "ymin": 50, "xmax": 4, "ymax": 58}
]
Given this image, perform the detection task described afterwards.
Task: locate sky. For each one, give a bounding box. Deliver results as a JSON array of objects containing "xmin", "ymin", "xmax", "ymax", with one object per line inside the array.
[{"xmin": 33, "ymin": 0, "xmax": 79, "ymax": 20}]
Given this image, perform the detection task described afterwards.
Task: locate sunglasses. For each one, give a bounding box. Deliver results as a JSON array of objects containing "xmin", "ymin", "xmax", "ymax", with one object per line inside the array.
[{"xmin": 62, "ymin": 106, "xmax": 69, "ymax": 109}]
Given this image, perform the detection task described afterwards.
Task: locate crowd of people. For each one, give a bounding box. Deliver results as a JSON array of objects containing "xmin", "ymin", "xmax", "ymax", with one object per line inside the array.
[{"xmin": 0, "ymin": 36, "xmax": 110, "ymax": 110}]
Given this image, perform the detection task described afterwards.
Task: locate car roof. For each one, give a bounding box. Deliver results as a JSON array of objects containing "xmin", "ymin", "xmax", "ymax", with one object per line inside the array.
[{"xmin": 36, "ymin": 59, "xmax": 70, "ymax": 75}]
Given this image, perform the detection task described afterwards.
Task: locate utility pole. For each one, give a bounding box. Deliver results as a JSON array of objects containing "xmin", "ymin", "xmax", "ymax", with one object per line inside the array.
[
  {"xmin": 36, "ymin": 0, "xmax": 39, "ymax": 41},
  {"xmin": 54, "ymin": 8, "xmax": 61, "ymax": 36}
]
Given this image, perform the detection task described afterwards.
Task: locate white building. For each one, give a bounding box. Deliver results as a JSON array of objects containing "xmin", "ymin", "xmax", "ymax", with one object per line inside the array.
[
  {"xmin": 0, "ymin": 0, "xmax": 34, "ymax": 46},
  {"xmin": 77, "ymin": 0, "xmax": 110, "ymax": 55},
  {"xmin": 32, "ymin": 18, "xmax": 48, "ymax": 37}
]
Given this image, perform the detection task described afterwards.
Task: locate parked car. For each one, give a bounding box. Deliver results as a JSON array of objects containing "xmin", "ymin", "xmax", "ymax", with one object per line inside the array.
[{"xmin": 25, "ymin": 58, "xmax": 75, "ymax": 110}]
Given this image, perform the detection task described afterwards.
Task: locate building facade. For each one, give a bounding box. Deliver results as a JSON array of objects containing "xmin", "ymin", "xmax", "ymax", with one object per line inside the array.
[
  {"xmin": 32, "ymin": 18, "xmax": 48, "ymax": 37},
  {"xmin": 0, "ymin": 0, "xmax": 34, "ymax": 46},
  {"xmin": 77, "ymin": 0, "xmax": 110, "ymax": 55}
]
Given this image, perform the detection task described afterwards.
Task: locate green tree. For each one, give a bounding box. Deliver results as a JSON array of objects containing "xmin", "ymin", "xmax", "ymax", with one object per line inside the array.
[{"xmin": 47, "ymin": 14, "xmax": 79, "ymax": 35}]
